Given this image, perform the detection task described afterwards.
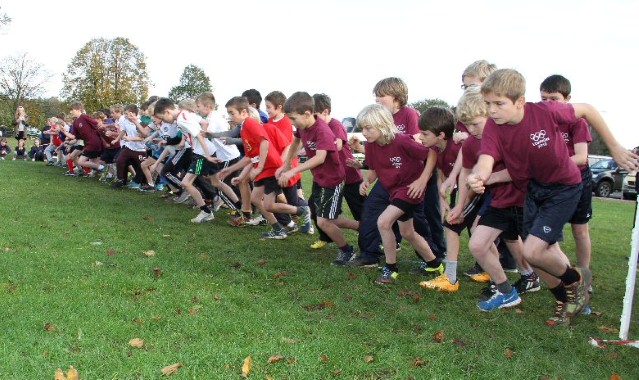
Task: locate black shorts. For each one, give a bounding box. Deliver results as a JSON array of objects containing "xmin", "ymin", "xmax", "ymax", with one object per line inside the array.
[
  {"xmin": 524, "ymin": 179, "xmax": 581, "ymax": 244},
  {"xmin": 391, "ymin": 198, "xmax": 420, "ymax": 222},
  {"xmin": 311, "ymin": 182, "xmax": 344, "ymax": 220},
  {"xmin": 82, "ymin": 149, "xmax": 101, "ymax": 159},
  {"xmin": 254, "ymin": 176, "xmax": 282, "ymax": 196},
  {"xmin": 100, "ymin": 148, "xmax": 120, "ymax": 164},
  {"xmin": 478, "ymin": 206, "xmax": 524, "ymax": 241},
  {"xmin": 187, "ymin": 154, "xmax": 214, "ymax": 176},
  {"xmin": 69, "ymin": 145, "xmax": 83, "ymax": 153},
  {"xmin": 570, "ymin": 167, "xmax": 593, "ymax": 224},
  {"xmin": 210, "ymin": 156, "xmax": 240, "ymax": 175},
  {"xmin": 444, "ymin": 191, "xmax": 484, "ymax": 235}
]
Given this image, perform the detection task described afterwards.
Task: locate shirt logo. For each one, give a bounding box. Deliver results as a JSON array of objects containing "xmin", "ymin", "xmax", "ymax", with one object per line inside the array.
[
  {"xmin": 395, "ymin": 124, "xmax": 406, "ymax": 133},
  {"xmin": 390, "ymin": 156, "xmax": 402, "ymax": 169},
  {"xmin": 530, "ymin": 129, "xmax": 550, "ymax": 148},
  {"xmin": 306, "ymin": 141, "xmax": 317, "ymax": 151},
  {"xmin": 561, "ymin": 132, "xmax": 570, "ymax": 144}
]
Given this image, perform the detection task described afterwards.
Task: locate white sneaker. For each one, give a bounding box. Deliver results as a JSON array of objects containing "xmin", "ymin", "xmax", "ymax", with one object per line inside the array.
[{"xmin": 191, "ymin": 210, "xmax": 214, "ymax": 223}]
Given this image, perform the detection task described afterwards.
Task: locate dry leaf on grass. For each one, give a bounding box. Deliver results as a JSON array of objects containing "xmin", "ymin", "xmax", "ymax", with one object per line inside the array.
[
  {"xmin": 153, "ymin": 267, "xmax": 162, "ymax": 277},
  {"xmin": 129, "ymin": 338, "xmax": 144, "ymax": 348},
  {"xmin": 432, "ymin": 330, "xmax": 445, "ymax": 343},
  {"xmin": 505, "ymin": 348, "xmax": 514, "ymax": 359},
  {"xmin": 412, "ymin": 357, "xmax": 425, "ymax": 367},
  {"xmin": 54, "ymin": 369, "xmax": 65, "ymax": 380},
  {"xmin": 267, "ymin": 354, "xmax": 285, "ymax": 363},
  {"xmin": 346, "ymin": 272, "xmax": 357, "ymax": 280},
  {"xmin": 106, "ymin": 249, "xmax": 116, "ymax": 256},
  {"xmin": 145, "ymin": 214, "xmax": 155, "ymax": 222},
  {"xmin": 161, "ymin": 363, "xmax": 183, "ymax": 376},
  {"xmin": 144, "ymin": 250, "xmax": 156, "ymax": 257},
  {"xmin": 188, "ymin": 305, "xmax": 202, "ymax": 315},
  {"xmin": 287, "ymin": 356, "xmax": 297, "ymax": 364},
  {"xmin": 274, "ymin": 271, "xmax": 290, "ymax": 279},
  {"xmin": 257, "ymin": 259, "xmax": 266, "ymax": 266},
  {"xmin": 241, "ymin": 356, "xmax": 252, "ymax": 377},
  {"xmin": 282, "ymin": 337, "xmax": 298, "ymax": 344},
  {"xmin": 452, "ymin": 338, "xmax": 467, "ymax": 348},
  {"xmin": 429, "ymin": 313, "xmax": 437, "ymax": 321},
  {"xmin": 610, "ymin": 372, "xmax": 622, "ymax": 380},
  {"xmin": 320, "ymin": 354, "xmax": 329, "ymax": 363},
  {"xmin": 66, "ymin": 366, "xmax": 79, "ymax": 380},
  {"xmin": 363, "ymin": 355, "xmax": 374, "ymax": 363},
  {"xmin": 44, "ymin": 322, "xmax": 57, "ymax": 332},
  {"xmin": 599, "ymin": 325, "xmax": 620, "ymax": 334}
]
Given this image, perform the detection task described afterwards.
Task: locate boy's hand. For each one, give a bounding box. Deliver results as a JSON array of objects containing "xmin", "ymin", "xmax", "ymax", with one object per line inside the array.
[
  {"xmin": 345, "ymin": 158, "xmax": 363, "ymax": 169},
  {"xmin": 278, "ymin": 170, "xmax": 292, "ymax": 187},
  {"xmin": 348, "ymin": 136, "xmax": 364, "ymax": 153},
  {"xmin": 467, "ymin": 174, "xmax": 485, "ymax": 194},
  {"xmin": 447, "ymin": 204, "xmax": 464, "ymax": 225},
  {"xmin": 407, "ymin": 177, "xmax": 427, "ymax": 199},
  {"xmin": 217, "ymin": 168, "xmax": 230, "ymax": 181},
  {"xmin": 453, "ymin": 131, "xmax": 469, "ymax": 145},
  {"xmin": 206, "ymin": 156, "xmax": 221, "ymax": 164},
  {"xmin": 359, "ymin": 180, "xmax": 370, "ymax": 196},
  {"xmin": 250, "ymin": 167, "xmax": 262, "ymax": 181},
  {"xmin": 230, "ymin": 176, "xmax": 241, "ymax": 186},
  {"xmin": 440, "ymin": 177, "xmax": 455, "ymax": 198},
  {"xmin": 610, "ymin": 145, "xmax": 639, "ymax": 171}
]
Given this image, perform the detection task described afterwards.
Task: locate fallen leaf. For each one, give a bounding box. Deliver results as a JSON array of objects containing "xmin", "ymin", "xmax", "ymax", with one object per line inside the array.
[
  {"xmin": 175, "ymin": 308, "xmax": 182, "ymax": 315},
  {"xmin": 274, "ymin": 271, "xmax": 290, "ymax": 279},
  {"xmin": 267, "ymin": 354, "xmax": 285, "ymax": 363},
  {"xmin": 346, "ymin": 272, "xmax": 357, "ymax": 280},
  {"xmin": 152, "ymin": 315, "xmax": 161, "ymax": 320},
  {"xmin": 320, "ymin": 354, "xmax": 329, "ymax": 363},
  {"xmin": 608, "ymin": 352, "xmax": 620, "ymax": 359},
  {"xmin": 161, "ymin": 362, "xmax": 183, "ymax": 376},
  {"xmin": 287, "ymin": 356, "xmax": 297, "ymax": 364},
  {"xmin": 304, "ymin": 300, "xmax": 335, "ymax": 311},
  {"xmin": 133, "ymin": 317, "xmax": 144, "ymax": 324},
  {"xmin": 282, "ymin": 338, "xmax": 298, "ymax": 344},
  {"xmin": 505, "ymin": 348, "xmax": 514, "ymax": 359},
  {"xmin": 592, "ymin": 311, "xmax": 603, "ymax": 317},
  {"xmin": 343, "ymin": 295, "xmax": 353, "ymax": 302},
  {"xmin": 153, "ymin": 267, "xmax": 162, "ymax": 277},
  {"xmin": 106, "ymin": 249, "xmax": 117, "ymax": 256},
  {"xmin": 66, "ymin": 366, "xmax": 79, "ymax": 380},
  {"xmin": 44, "ymin": 322, "xmax": 57, "ymax": 332},
  {"xmin": 198, "ymin": 254, "xmax": 209, "ymax": 260},
  {"xmin": 429, "ymin": 313, "xmax": 437, "ymax": 321},
  {"xmin": 266, "ymin": 376, "xmax": 273, "ymax": 380},
  {"xmin": 213, "ymin": 295, "xmax": 221, "ymax": 301},
  {"xmin": 515, "ymin": 308, "xmax": 524, "ymax": 315},
  {"xmin": 188, "ymin": 306, "xmax": 202, "ymax": 315},
  {"xmin": 412, "ymin": 357, "xmax": 425, "ymax": 367},
  {"xmin": 432, "ymin": 330, "xmax": 445, "ymax": 343},
  {"xmin": 610, "ymin": 372, "xmax": 622, "ymax": 380},
  {"xmin": 412, "ymin": 295, "xmax": 421, "ymax": 303},
  {"xmin": 257, "ymin": 260, "xmax": 266, "ymax": 266},
  {"xmin": 192, "ymin": 296, "xmax": 201, "ymax": 304},
  {"xmin": 144, "ymin": 250, "xmax": 156, "ymax": 257},
  {"xmin": 231, "ymin": 261, "xmax": 242, "ymax": 269},
  {"xmin": 241, "ymin": 356, "xmax": 252, "ymax": 377},
  {"xmin": 129, "ymin": 338, "xmax": 145, "ymax": 348},
  {"xmin": 224, "ymin": 364, "xmax": 232, "ymax": 369},
  {"xmin": 54, "ymin": 368, "xmax": 65, "ymax": 380},
  {"xmin": 363, "ymin": 355, "xmax": 374, "ymax": 363},
  {"xmin": 599, "ymin": 325, "xmax": 619, "ymax": 334},
  {"xmin": 145, "ymin": 214, "xmax": 155, "ymax": 222},
  {"xmin": 332, "ymin": 369, "xmax": 343, "ymax": 375},
  {"xmin": 452, "ymin": 338, "xmax": 467, "ymax": 348}
]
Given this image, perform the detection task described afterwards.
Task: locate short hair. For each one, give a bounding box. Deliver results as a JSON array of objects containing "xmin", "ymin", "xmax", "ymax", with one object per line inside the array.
[
  {"xmin": 153, "ymin": 98, "xmax": 176, "ymax": 116},
  {"xmin": 110, "ymin": 104, "xmax": 124, "ymax": 114},
  {"xmin": 540, "ymin": 74, "xmax": 572, "ymax": 98},
  {"xmin": 178, "ymin": 98, "xmax": 196, "ymax": 113},
  {"xmin": 265, "ymin": 91, "xmax": 287, "ymax": 108},
  {"xmin": 312, "ymin": 93, "xmax": 331, "ymax": 113},
  {"xmin": 373, "ymin": 77, "xmax": 408, "ymax": 107},
  {"xmin": 248, "ymin": 107, "xmax": 261, "ymax": 123},
  {"xmin": 356, "ymin": 104, "xmax": 398, "ymax": 145},
  {"xmin": 241, "ymin": 89, "xmax": 262, "ymax": 106},
  {"xmin": 146, "ymin": 101, "xmax": 157, "ymax": 116},
  {"xmin": 456, "ymin": 86, "xmax": 489, "ymax": 123},
  {"xmin": 54, "ymin": 118, "xmax": 66, "ymax": 127},
  {"xmin": 283, "ymin": 92, "xmax": 314, "ymax": 114},
  {"xmin": 124, "ymin": 104, "xmax": 139, "ymax": 115},
  {"xmin": 93, "ymin": 111, "xmax": 106, "ymax": 121},
  {"xmin": 196, "ymin": 92, "xmax": 216, "ymax": 108},
  {"xmin": 418, "ymin": 107, "xmax": 456, "ymax": 139},
  {"xmin": 481, "ymin": 69, "xmax": 526, "ymax": 103},
  {"xmin": 225, "ymin": 96, "xmax": 250, "ymax": 113},
  {"xmin": 462, "ymin": 60, "xmax": 497, "ymax": 82},
  {"xmin": 70, "ymin": 101, "xmax": 84, "ymax": 111}
]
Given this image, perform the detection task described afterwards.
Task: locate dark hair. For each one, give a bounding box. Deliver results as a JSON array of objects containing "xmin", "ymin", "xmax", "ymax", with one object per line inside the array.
[
  {"xmin": 265, "ymin": 91, "xmax": 287, "ymax": 108},
  {"xmin": 283, "ymin": 92, "xmax": 314, "ymax": 114},
  {"xmin": 312, "ymin": 93, "xmax": 331, "ymax": 114},
  {"xmin": 124, "ymin": 104, "xmax": 139, "ymax": 115},
  {"xmin": 153, "ymin": 98, "xmax": 176, "ymax": 116},
  {"xmin": 540, "ymin": 74, "xmax": 571, "ymax": 98},
  {"xmin": 418, "ymin": 106, "xmax": 456, "ymax": 139},
  {"xmin": 225, "ymin": 96, "xmax": 250, "ymax": 112},
  {"xmin": 241, "ymin": 89, "xmax": 262, "ymax": 107}
]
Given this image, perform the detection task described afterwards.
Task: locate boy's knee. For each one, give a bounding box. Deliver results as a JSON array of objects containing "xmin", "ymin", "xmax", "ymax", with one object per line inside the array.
[
  {"xmin": 377, "ymin": 217, "xmax": 393, "ymax": 231},
  {"xmin": 468, "ymin": 238, "xmax": 488, "ymax": 257}
]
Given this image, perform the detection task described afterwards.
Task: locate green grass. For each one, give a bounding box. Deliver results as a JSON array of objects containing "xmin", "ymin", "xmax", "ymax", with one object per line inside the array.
[{"xmin": 0, "ymin": 160, "xmax": 638, "ymax": 379}]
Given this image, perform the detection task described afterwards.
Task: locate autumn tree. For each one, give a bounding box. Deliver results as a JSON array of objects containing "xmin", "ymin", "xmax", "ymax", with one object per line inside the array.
[
  {"xmin": 0, "ymin": 53, "xmax": 52, "ymax": 110},
  {"xmin": 410, "ymin": 98, "xmax": 451, "ymax": 114},
  {"xmin": 168, "ymin": 65, "xmax": 212, "ymax": 102},
  {"xmin": 61, "ymin": 37, "xmax": 149, "ymax": 112}
]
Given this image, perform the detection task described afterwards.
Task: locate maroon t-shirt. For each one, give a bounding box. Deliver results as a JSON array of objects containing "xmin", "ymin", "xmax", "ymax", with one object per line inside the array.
[
  {"xmin": 365, "ymin": 133, "xmax": 429, "ymax": 204},
  {"xmin": 455, "ymin": 121, "xmax": 469, "ymax": 134},
  {"xmin": 328, "ymin": 118, "xmax": 363, "ymax": 184},
  {"xmin": 392, "ymin": 106, "xmax": 420, "ymax": 135},
  {"xmin": 72, "ymin": 114, "xmax": 103, "ymax": 152},
  {"xmin": 559, "ymin": 118, "xmax": 591, "ymax": 170},
  {"xmin": 294, "ymin": 118, "xmax": 344, "ymax": 188},
  {"xmin": 436, "ymin": 139, "xmax": 461, "ymax": 178},
  {"xmin": 480, "ymin": 102, "xmax": 582, "ymax": 188},
  {"xmin": 462, "ymin": 135, "xmax": 481, "ymax": 170}
]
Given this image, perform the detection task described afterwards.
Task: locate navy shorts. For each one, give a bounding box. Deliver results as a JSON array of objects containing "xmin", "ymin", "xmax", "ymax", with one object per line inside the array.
[
  {"xmin": 100, "ymin": 148, "xmax": 120, "ymax": 164},
  {"xmin": 569, "ymin": 167, "xmax": 593, "ymax": 224},
  {"xmin": 391, "ymin": 198, "xmax": 420, "ymax": 222},
  {"xmin": 524, "ymin": 179, "xmax": 582, "ymax": 244},
  {"xmin": 254, "ymin": 176, "xmax": 282, "ymax": 196},
  {"xmin": 311, "ymin": 182, "xmax": 343, "ymax": 220},
  {"xmin": 478, "ymin": 206, "xmax": 524, "ymax": 241},
  {"xmin": 444, "ymin": 189, "xmax": 484, "ymax": 235}
]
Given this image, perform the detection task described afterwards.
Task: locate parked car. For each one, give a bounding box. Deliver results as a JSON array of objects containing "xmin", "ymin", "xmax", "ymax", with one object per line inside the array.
[
  {"xmin": 591, "ymin": 158, "xmax": 627, "ymax": 197},
  {"xmin": 27, "ymin": 126, "xmax": 40, "ymax": 137},
  {"xmin": 622, "ymin": 172, "xmax": 637, "ymax": 200},
  {"xmin": 587, "ymin": 154, "xmax": 610, "ymax": 167},
  {"xmin": 342, "ymin": 117, "xmax": 365, "ymax": 162}
]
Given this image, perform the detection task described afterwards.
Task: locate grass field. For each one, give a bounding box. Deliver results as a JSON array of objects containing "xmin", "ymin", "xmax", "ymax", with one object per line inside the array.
[{"xmin": 0, "ymin": 160, "xmax": 638, "ymax": 379}]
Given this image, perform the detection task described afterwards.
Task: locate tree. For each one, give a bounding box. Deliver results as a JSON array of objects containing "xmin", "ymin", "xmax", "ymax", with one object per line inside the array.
[
  {"xmin": 410, "ymin": 98, "xmax": 451, "ymax": 115},
  {"xmin": 588, "ymin": 128, "xmax": 610, "ymax": 156},
  {"xmin": 0, "ymin": 53, "xmax": 52, "ymax": 110},
  {"xmin": 61, "ymin": 37, "xmax": 149, "ymax": 112},
  {"xmin": 0, "ymin": 6, "xmax": 10, "ymax": 28},
  {"xmin": 168, "ymin": 65, "xmax": 212, "ymax": 102}
]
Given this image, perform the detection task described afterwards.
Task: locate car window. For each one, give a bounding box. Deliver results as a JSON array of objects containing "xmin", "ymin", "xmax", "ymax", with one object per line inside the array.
[{"xmin": 591, "ymin": 159, "xmax": 615, "ymax": 170}]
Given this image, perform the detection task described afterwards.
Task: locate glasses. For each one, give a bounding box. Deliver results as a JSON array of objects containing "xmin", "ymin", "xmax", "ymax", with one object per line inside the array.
[{"xmin": 460, "ymin": 84, "xmax": 479, "ymax": 90}]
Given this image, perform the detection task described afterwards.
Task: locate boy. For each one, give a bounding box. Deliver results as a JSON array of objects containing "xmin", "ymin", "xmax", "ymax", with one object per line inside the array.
[
  {"xmin": 218, "ymin": 96, "xmax": 311, "ymax": 239},
  {"xmin": 278, "ymin": 92, "xmax": 359, "ymax": 263},
  {"xmin": 468, "ymin": 69, "xmax": 637, "ymax": 322},
  {"xmin": 110, "ymin": 104, "xmax": 149, "ymax": 189},
  {"xmin": 242, "ymin": 89, "xmax": 268, "ymax": 123},
  {"xmin": 63, "ymin": 101, "xmax": 106, "ymax": 174},
  {"xmin": 153, "ymin": 98, "xmax": 219, "ymax": 223}
]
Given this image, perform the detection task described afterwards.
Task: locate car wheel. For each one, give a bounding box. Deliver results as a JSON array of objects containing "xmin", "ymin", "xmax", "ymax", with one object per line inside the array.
[{"xmin": 595, "ymin": 181, "xmax": 612, "ymax": 198}]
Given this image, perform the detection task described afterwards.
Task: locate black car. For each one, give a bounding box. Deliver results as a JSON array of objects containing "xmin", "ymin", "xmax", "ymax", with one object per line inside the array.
[{"xmin": 591, "ymin": 158, "xmax": 627, "ymax": 197}]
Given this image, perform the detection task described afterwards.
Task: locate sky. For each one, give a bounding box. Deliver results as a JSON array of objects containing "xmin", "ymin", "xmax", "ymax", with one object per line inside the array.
[{"xmin": 1, "ymin": 0, "xmax": 638, "ymax": 147}]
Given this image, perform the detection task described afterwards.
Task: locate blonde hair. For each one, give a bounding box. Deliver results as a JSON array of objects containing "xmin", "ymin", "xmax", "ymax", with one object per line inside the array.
[
  {"xmin": 462, "ymin": 60, "xmax": 497, "ymax": 82},
  {"xmin": 456, "ymin": 86, "xmax": 488, "ymax": 123},
  {"xmin": 372, "ymin": 77, "xmax": 409, "ymax": 107},
  {"xmin": 481, "ymin": 69, "xmax": 526, "ymax": 103},
  {"xmin": 247, "ymin": 107, "xmax": 261, "ymax": 123},
  {"xmin": 356, "ymin": 104, "xmax": 398, "ymax": 145},
  {"xmin": 178, "ymin": 98, "xmax": 197, "ymax": 113}
]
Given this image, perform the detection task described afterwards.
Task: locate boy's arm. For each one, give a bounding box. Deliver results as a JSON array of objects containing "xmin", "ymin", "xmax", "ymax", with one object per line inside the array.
[
  {"xmin": 441, "ymin": 149, "xmax": 463, "ymax": 198},
  {"xmin": 111, "ymin": 130, "xmax": 125, "ymax": 144},
  {"xmin": 279, "ymin": 149, "xmax": 326, "ymax": 187},
  {"xmin": 196, "ymin": 134, "xmax": 219, "ymax": 163},
  {"xmin": 359, "ymin": 169, "xmax": 377, "ymax": 196},
  {"xmin": 485, "ymin": 168, "xmax": 512, "ymax": 185},
  {"xmin": 468, "ymin": 154, "xmax": 495, "ymax": 194},
  {"xmin": 250, "ymin": 139, "xmax": 270, "ymax": 180},
  {"xmin": 407, "ymin": 149, "xmax": 437, "ymax": 199},
  {"xmin": 447, "ymin": 167, "xmax": 473, "ymax": 224},
  {"xmin": 280, "ymin": 137, "xmax": 302, "ymax": 172},
  {"xmin": 573, "ymin": 103, "xmax": 638, "ymax": 170},
  {"xmin": 218, "ymin": 156, "xmax": 251, "ymax": 181},
  {"xmin": 571, "ymin": 142, "xmax": 588, "ymax": 167}
]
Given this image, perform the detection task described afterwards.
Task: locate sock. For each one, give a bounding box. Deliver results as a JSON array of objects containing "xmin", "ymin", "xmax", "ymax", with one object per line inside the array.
[
  {"xmin": 520, "ymin": 268, "xmax": 534, "ymax": 276},
  {"xmin": 496, "ymin": 281, "xmax": 513, "ymax": 295},
  {"xmin": 98, "ymin": 164, "xmax": 105, "ymax": 171},
  {"xmin": 445, "ymin": 261, "xmax": 458, "ymax": 283},
  {"xmin": 242, "ymin": 211, "xmax": 252, "ymax": 219},
  {"xmin": 287, "ymin": 221, "xmax": 296, "ymax": 228},
  {"xmin": 549, "ymin": 283, "xmax": 568, "ymax": 302},
  {"xmin": 558, "ymin": 266, "xmax": 580, "ymax": 286},
  {"xmin": 272, "ymin": 222, "xmax": 283, "ymax": 231},
  {"xmin": 426, "ymin": 258, "xmax": 442, "ymax": 268},
  {"xmin": 67, "ymin": 159, "xmax": 73, "ymax": 171},
  {"xmin": 84, "ymin": 167, "xmax": 91, "ymax": 174},
  {"xmin": 234, "ymin": 200, "xmax": 242, "ymax": 210},
  {"xmin": 199, "ymin": 205, "xmax": 211, "ymax": 213},
  {"xmin": 339, "ymin": 244, "xmax": 352, "ymax": 252},
  {"xmin": 386, "ymin": 263, "xmax": 398, "ymax": 273}
]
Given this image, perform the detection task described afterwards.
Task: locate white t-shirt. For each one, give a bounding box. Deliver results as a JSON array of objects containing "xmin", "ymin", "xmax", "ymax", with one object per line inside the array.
[
  {"xmin": 120, "ymin": 116, "xmax": 146, "ymax": 152},
  {"xmin": 176, "ymin": 110, "xmax": 215, "ymax": 157},
  {"xmin": 205, "ymin": 111, "xmax": 240, "ymax": 162}
]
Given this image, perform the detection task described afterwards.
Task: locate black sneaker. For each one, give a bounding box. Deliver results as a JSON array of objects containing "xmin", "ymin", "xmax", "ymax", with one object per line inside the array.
[
  {"xmin": 332, "ymin": 246, "xmax": 355, "ymax": 266},
  {"xmin": 514, "ymin": 273, "xmax": 541, "ymax": 294},
  {"xmin": 346, "ymin": 255, "xmax": 380, "ymax": 268},
  {"xmin": 139, "ymin": 184, "xmax": 157, "ymax": 192},
  {"xmin": 110, "ymin": 179, "xmax": 126, "ymax": 188},
  {"xmin": 464, "ymin": 262, "xmax": 484, "ymax": 277},
  {"xmin": 477, "ymin": 282, "xmax": 497, "ymax": 301}
]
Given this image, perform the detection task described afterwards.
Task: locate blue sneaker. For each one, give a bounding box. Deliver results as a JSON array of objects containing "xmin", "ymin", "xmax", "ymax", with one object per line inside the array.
[
  {"xmin": 478, "ymin": 287, "xmax": 521, "ymax": 311},
  {"xmin": 128, "ymin": 181, "xmax": 141, "ymax": 189},
  {"xmin": 155, "ymin": 183, "xmax": 165, "ymax": 191}
]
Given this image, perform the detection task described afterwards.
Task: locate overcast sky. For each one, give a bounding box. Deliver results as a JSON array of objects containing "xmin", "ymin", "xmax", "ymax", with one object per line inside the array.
[{"xmin": 2, "ymin": 0, "xmax": 637, "ymax": 147}]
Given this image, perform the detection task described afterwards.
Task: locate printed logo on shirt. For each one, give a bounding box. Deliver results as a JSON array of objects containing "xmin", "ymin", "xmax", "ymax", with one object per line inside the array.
[
  {"xmin": 395, "ymin": 124, "xmax": 406, "ymax": 133},
  {"xmin": 530, "ymin": 129, "xmax": 549, "ymax": 149},
  {"xmin": 561, "ymin": 132, "xmax": 570, "ymax": 144},
  {"xmin": 306, "ymin": 141, "xmax": 317, "ymax": 151},
  {"xmin": 390, "ymin": 156, "xmax": 402, "ymax": 169},
  {"xmin": 244, "ymin": 139, "xmax": 252, "ymax": 153}
]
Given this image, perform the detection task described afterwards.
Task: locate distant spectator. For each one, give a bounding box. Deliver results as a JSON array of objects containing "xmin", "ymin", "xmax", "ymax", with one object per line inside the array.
[
  {"xmin": 0, "ymin": 137, "xmax": 11, "ymax": 159},
  {"xmin": 13, "ymin": 138, "xmax": 27, "ymax": 160},
  {"xmin": 13, "ymin": 105, "xmax": 29, "ymax": 141},
  {"xmin": 0, "ymin": 124, "xmax": 7, "ymax": 137},
  {"xmin": 28, "ymin": 138, "xmax": 45, "ymax": 161}
]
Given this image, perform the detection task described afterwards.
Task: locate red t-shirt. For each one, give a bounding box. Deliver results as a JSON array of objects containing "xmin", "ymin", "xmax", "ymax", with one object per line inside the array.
[
  {"xmin": 270, "ymin": 115, "xmax": 301, "ymax": 186},
  {"xmin": 328, "ymin": 118, "xmax": 363, "ymax": 184},
  {"xmin": 480, "ymin": 102, "xmax": 582, "ymax": 189},
  {"xmin": 294, "ymin": 117, "xmax": 344, "ymax": 188},
  {"xmin": 240, "ymin": 118, "xmax": 282, "ymax": 181},
  {"xmin": 72, "ymin": 114, "xmax": 103, "ymax": 152},
  {"xmin": 365, "ymin": 133, "xmax": 429, "ymax": 204},
  {"xmin": 435, "ymin": 139, "xmax": 461, "ymax": 178},
  {"xmin": 558, "ymin": 117, "xmax": 591, "ymax": 170},
  {"xmin": 392, "ymin": 106, "xmax": 420, "ymax": 135}
]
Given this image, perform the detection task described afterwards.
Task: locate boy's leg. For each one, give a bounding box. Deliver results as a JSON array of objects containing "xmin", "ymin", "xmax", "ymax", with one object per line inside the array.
[
  {"xmin": 422, "ymin": 171, "xmax": 446, "ymax": 257},
  {"xmin": 182, "ymin": 173, "xmax": 205, "ymax": 206},
  {"xmin": 354, "ymin": 182, "xmax": 390, "ymax": 264},
  {"xmin": 572, "ymin": 223, "xmax": 591, "ymax": 268},
  {"xmin": 312, "ymin": 182, "xmax": 353, "ymax": 264}
]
